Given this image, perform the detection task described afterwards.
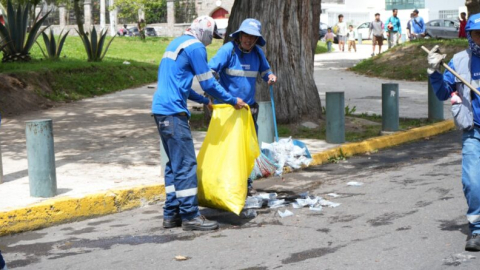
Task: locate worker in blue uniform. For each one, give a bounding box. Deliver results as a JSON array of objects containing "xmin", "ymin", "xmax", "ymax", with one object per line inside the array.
[
  {"xmin": 428, "ymin": 13, "xmax": 480, "ymax": 251},
  {"xmin": 208, "ymin": 18, "xmax": 277, "ymax": 195},
  {"xmin": 152, "ymin": 16, "xmax": 247, "ymax": 231}
]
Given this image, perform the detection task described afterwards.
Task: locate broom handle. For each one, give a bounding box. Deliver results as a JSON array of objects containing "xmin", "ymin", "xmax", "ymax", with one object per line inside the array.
[
  {"xmin": 269, "ymin": 85, "xmax": 279, "ymax": 142},
  {"xmin": 422, "ymin": 46, "xmax": 480, "ymax": 96}
]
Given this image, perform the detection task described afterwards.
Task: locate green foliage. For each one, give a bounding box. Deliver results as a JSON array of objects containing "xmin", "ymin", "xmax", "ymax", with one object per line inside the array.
[
  {"xmin": 345, "ymin": 105, "xmax": 356, "ymax": 116},
  {"xmin": 76, "ymin": 27, "xmax": 115, "ymax": 62},
  {"xmin": 316, "ymin": 41, "xmax": 333, "ymax": 54},
  {"xmin": 174, "ymin": 0, "xmax": 197, "ymax": 24},
  {"xmin": 0, "ymin": 0, "xmax": 50, "ymax": 62},
  {"xmin": 328, "ymin": 148, "xmax": 347, "ymax": 163},
  {"xmin": 145, "ymin": 0, "xmax": 167, "ymax": 23},
  {"xmin": 37, "ymin": 28, "xmax": 69, "ymax": 60}
]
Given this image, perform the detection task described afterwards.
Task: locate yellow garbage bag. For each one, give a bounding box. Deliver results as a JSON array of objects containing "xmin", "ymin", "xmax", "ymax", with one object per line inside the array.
[{"xmin": 197, "ymin": 104, "xmax": 260, "ymax": 215}]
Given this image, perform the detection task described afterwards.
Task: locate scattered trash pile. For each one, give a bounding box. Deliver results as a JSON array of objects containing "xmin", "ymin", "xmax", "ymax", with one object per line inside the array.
[
  {"xmin": 250, "ymin": 138, "xmax": 312, "ymax": 180},
  {"xmin": 241, "ymin": 192, "xmax": 341, "ymax": 219}
]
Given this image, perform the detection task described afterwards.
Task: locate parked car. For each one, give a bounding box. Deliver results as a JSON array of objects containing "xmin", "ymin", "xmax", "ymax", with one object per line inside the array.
[
  {"xmin": 145, "ymin": 27, "xmax": 157, "ymax": 37},
  {"xmin": 217, "ymin": 28, "xmax": 226, "ymax": 39},
  {"xmin": 319, "ymin": 22, "xmax": 328, "ymax": 40},
  {"xmin": 425, "ymin": 19, "xmax": 459, "ymax": 39},
  {"xmin": 127, "ymin": 27, "xmax": 140, "ymax": 37}
]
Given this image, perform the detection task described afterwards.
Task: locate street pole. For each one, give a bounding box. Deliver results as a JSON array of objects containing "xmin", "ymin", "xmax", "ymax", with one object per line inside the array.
[
  {"xmin": 326, "ymin": 92, "xmax": 345, "ymax": 144},
  {"xmin": 26, "ymin": 119, "xmax": 57, "ymax": 197},
  {"xmin": 382, "ymin": 83, "xmax": 399, "ymax": 132}
]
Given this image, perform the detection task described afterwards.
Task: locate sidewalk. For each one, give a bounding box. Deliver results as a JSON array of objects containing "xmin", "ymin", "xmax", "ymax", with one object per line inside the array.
[{"xmin": 0, "ymin": 85, "xmax": 337, "ymax": 212}]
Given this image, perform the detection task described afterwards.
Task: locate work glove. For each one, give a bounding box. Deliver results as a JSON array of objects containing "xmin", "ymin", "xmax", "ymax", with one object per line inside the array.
[
  {"xmin": 427, "ymin": 45, "xmax": 446, "ymax": 75},
  {"xmin": 451, "ymin": 92, "xmax": 462, "ymax": 105}
]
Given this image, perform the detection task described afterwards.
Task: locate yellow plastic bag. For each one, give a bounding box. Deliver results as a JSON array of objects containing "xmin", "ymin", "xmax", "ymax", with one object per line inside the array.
[{"xmin": 197, "ymin": 104, "xmax": 260, "ymax": 215}]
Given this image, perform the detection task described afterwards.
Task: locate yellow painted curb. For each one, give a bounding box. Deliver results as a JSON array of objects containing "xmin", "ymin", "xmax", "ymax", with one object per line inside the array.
[
  {"xmin": 0, "ymin": 184, "xmax": 165, "ymax": 236},
  {"xmin": 310, "ymin": 120, "xmax": 455, "ymax": 166}
]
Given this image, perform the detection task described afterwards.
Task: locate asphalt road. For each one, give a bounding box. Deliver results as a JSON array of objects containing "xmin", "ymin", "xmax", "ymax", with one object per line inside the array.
[{"xmin": 1, "ymin": 130, "xmax": 479, "ymax": 270}]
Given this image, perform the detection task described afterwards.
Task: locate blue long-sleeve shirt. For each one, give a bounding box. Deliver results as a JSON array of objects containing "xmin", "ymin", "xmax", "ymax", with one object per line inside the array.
[
  {"xmin": 152, "ymin": 35, "xmax": 237, "ymax": 116},
  {"xmin": 208, "ymin": 41, "xmax": 273, "ymax": 105},
  {"xmin": 429, "ymin": 59, "xmax": 480, "ymax": 126},
  {"xmin": 411, "ymin": 16, "xmax": 426, "ymax": 34},
  {"xmin": 385, "ymin": 16, "xmax": 402, "ymax": 34}
]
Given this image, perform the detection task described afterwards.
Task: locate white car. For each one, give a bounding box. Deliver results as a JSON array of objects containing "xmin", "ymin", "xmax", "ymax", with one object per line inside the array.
[{"xmin": 356, "ymin": 22, "xmax": 388, "ymax": 40}]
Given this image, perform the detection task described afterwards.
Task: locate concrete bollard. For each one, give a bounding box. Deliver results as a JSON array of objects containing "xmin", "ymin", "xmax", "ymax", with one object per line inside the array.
[
  {"xmin": 326, "ymin": 92, "xmax": 345, "ymax": 144},
  {"xmin": 358, "ymin": 33, "xmax": 362, "ymax": 45},
  {"xmin": 428, "ymin": 81, "xmax": 444, "ymax": 121},
  {"xmin": 382, "ymin": 83, "xmax": 399, "ymax": 132},
  {"xmin": 26, "ymin": 119, "xmax": 57, "ymax": 197},
  {"xmin": 257, "ymin": 101, "xmax": 275, "ymax": 145}
]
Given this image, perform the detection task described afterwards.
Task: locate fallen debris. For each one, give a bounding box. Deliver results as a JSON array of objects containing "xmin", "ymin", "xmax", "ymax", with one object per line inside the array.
[
  {"xmin": 175, "ymin": 255, "xmax": 189, "ymax": 261},
  {"xmin": 278, "ymin": 209, "xmax": 294, "ymax": 218},
  {"xmin": 347, "ymin": 181, "xmax": 364, "ymax": 186}
]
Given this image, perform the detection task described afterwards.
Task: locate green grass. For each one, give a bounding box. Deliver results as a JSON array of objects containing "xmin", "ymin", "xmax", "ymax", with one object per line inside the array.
[
  {"xmin": 0, "ymin": 36, "xmax": 225, "ymax": 101},
  {"xmin": 189, "ymin": 112, "xmax": 439, "ymax": 142},
  {"xmin": 316, "ymin": 41, "xmax": 333, "ymax": 54},
  {"xmin": 350, "ymin": 38, "xmax": 468, "ymax": 81}
]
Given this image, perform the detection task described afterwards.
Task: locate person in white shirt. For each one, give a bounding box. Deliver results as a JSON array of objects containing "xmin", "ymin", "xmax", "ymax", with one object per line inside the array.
[
  {"xmin": 347, "ymin": 25, "xmax": 357, "ymax": 52},
  {"xmin": 335, "ymin": 14, "xmax": 347, "ymax": 52}
]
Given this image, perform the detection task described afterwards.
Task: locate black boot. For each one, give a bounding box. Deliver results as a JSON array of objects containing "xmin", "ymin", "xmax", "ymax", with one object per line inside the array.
[
  {"xmin": 163, "ymin": 214, "xmax": 182, "ymax": 229},
  {"xmin": 182, "ymin": 216, "xmax": 219, "ymax": 231},
  {"xmin": 465, "ymin": 234, "xmax": 480, "ymax": 251}
]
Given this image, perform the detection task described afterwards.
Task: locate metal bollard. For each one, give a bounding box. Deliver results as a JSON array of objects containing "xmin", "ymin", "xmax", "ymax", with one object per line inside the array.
[
  {"xmin": 257, "ymin": 101, "xmax": 275, "ymax": 145},
  {"xmin": 326, "ymin": 92, "xmax": 345, "ymax": 144},
  {"xmin": 26, "ymin": 119, "xmax": 57, "ymax": 197},
  {"xmin": 428, "ymin": 81, "xmax": 444, "ymax": 121},
  {"xmin": 358, "ymin": 33, "xmax": 362, "ymax": 45},
  {"xmin": 382, "ymin": 83, "xmax": 399, "ymax": 132}
]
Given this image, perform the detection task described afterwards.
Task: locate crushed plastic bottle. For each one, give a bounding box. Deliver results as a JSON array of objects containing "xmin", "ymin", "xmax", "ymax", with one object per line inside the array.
[
  {"xmin": 257, "ymin": 193, "xmax": 277, "ymax": 201},
  {"xmin": 240, "ymin": 209, "xmax": 258, "ymax": 219},
  {"xmin": 268, "ymin": 199, "xmax": 286, "ymax": 208},
  {"xmin": 244, "ymin": 197, "xmax": 263, "ymax": 209},
  {"xmin": 292, "ymin": 202, "xmax": 303, "ymax": 209},
  {"xmin": 278, "ymin": 209, "xmax": 294, "ymax": 218},
  {"xmin": 309, "ymin": 203, "xmax": 323, "ymax": 212},
  {"xmin": 320, "ymin": 199, "xmax": 341, "ymax": 208}
]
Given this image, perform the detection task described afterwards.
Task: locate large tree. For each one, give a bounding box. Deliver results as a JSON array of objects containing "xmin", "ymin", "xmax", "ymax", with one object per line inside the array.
[
  {"xmin": 467, "ymin": 0, "xmax": 480, "ymax": 15},
  {"xmin": 226, "ymin": 0, "xmax": 322, "ymax": 123}
]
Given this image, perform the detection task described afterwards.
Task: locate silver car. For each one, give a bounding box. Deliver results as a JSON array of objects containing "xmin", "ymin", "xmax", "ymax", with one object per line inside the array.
[{"xmin": 425, "ymin": 19, "xmax": 459, "ymax": 39}]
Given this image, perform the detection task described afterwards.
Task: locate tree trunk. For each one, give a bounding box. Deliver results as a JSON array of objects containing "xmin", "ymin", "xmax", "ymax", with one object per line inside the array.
[
  {"xmin": 73, "ymin": 0, "xmax": 85, "ymax": 36},
  {"xmin": 466, "ymin": 0, "xmax": 480, "ymax": 16},
  {"xmin": 226, "ymin": 0, "xmax": 322, "ymax": 124}
]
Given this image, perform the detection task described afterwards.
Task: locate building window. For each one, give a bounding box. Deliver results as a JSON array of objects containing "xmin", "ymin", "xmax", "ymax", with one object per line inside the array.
[
  {"xmin": 323, "ymin": 0, "xmax": 345, "ymax": 4},
  {"xmin": 385, "ymin": 0, "xmax": 425, "ymax": 10},
  {"xmin": 439, "ymin": 10, "xmax": 458, "ymax": 20}
]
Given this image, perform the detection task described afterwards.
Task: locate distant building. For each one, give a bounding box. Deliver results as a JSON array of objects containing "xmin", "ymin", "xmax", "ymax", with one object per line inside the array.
[{"xmin": 195, "ymin": 0, "xmax": 234, "ymax": 29}]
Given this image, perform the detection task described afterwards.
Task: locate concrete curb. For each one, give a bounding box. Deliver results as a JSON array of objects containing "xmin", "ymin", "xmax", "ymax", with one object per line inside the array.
[
  {"xmin": 0, "ymin": 120, "xmax": 455, "ymax": 236},
  {"xmin": 0, "ymin": 184, "xmax": 165, "ymax": 236},
  {"xmin": 309, "ymin": 120, "xmax": 455, "ymax": 166}
]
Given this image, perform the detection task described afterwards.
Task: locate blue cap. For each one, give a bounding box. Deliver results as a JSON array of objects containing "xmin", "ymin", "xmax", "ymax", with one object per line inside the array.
[
  {"xmin": 230, "ymin": 18, "xmax": 266, "ymax": 46},
  {"xmin": 466, "ymin": 13, "xmax": 480, "ymax": 31}
]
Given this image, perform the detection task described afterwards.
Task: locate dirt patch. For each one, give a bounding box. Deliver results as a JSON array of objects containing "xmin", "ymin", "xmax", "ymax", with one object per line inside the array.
[{"xmin": 0, "ymin": 73, "xmax": 57, "ymax": 117}]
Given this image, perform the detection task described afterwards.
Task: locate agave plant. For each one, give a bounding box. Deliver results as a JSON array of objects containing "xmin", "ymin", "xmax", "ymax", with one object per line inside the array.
[
  {"xmin": 76, "ymin": 27, "xmax": 115, "ymax": 62},
  {"xmin": 0, "ymin": 0, "xmax": 51, "ymax": 62},
  {"xmin": 36, "ymin": 28, "xmax": 70, "ymax": 60}
]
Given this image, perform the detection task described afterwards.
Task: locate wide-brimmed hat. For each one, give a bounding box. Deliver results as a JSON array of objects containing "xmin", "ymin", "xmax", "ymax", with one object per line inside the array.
[
  {"xmin": 230, "ymin": 18, "xmax": 266, "ymax": 46},
  {"xmin": 466, "ymin": 13, "xmax": 480, "ymax": 31}
]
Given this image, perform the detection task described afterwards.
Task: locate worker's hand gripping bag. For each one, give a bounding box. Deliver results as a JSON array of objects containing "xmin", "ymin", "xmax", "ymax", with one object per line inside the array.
[{"xmin": 197, "ymin": 104, "xmax": 260, "ymax": 215}]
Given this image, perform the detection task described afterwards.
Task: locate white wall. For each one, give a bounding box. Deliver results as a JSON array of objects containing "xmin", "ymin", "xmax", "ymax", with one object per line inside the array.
[{"xmin": 425, "ymin": 0, "xmax": 465, "ymax": 20}]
